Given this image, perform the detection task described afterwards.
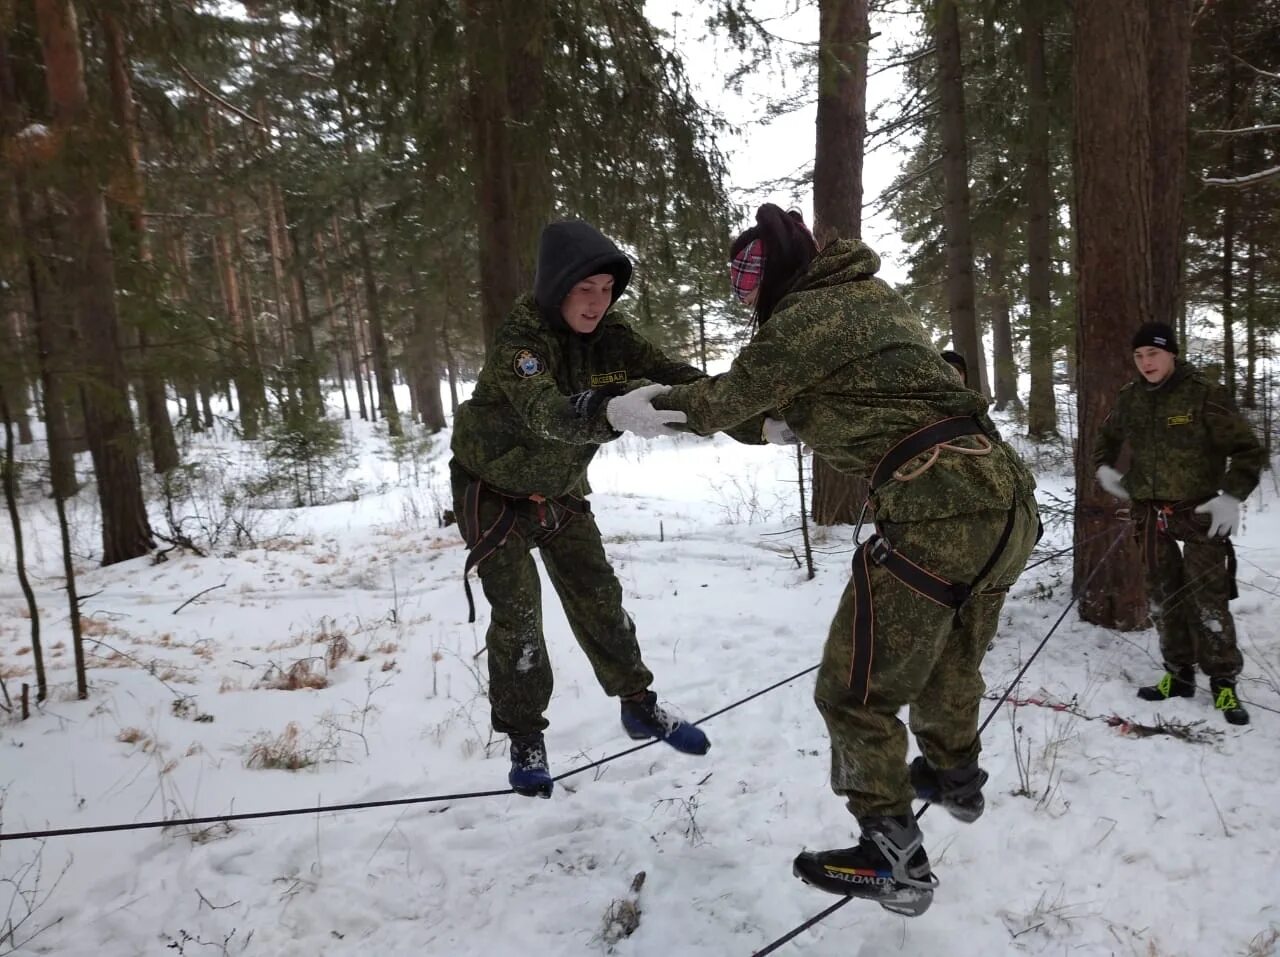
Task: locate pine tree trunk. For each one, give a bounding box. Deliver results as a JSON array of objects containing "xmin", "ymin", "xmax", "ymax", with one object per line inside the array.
[
  {"xmin": 1072, "ymin": 0, "xmax": 1149, "ymax": 630},
  {"xmin": 934, "ymin": 0, "xmax": 986, "ymax": 398},
  {"xmin": 331, "ymin": 216, "xmax": 370, "ymax": 421},
  {"xmin": 315, "ymin": 232, "xmax": 352, "ymax": 420},
  {"xmin": 103, "ymin": 11, "xmax": 178, "ymax": 475},
  {"xmin": 1220, "ymin": 46, "xmax": 1237, "ymax": 398},
  {"xmin": 1244, "ymin": 237, "xmax": 1257, "ymax": 408},
  {"xmin": 409, "ymin": 266, "xmax": 447, "ymax": 433},
  {"xmin": 1, "ymin": 395, "xmax": 47, "ymax": 701},
  {"xmin": 282, "ymin": 196, "xmax": 325, "ymax": 415},
  {"xmin": 505, "ymin": 0, "xmax": 551, "ymax": 287},
  {"xmin": 35, "ymin": 0, "xmax": 153, "ymax": 564},
  {"xmin": 1146, "ymin": 0, "xmax": 1191, "ymax": 334},
  {"xmin": 811, "ymin": 0, "xmax": 870, "ymax": 525},
  {"xmin": 466, "ymin": 0, "xmax": 522, "ymax": 348},
  {"xmin": 1023, "ymin": 0, "xmax": 1058, "ymax": 437},
  {"xmin": 988, "ymin": 242, "xmax": 1018, "ymax": 411},
  {"xmin": 351, "ymin": 194, "xmax": 401, "ymax": 435}
]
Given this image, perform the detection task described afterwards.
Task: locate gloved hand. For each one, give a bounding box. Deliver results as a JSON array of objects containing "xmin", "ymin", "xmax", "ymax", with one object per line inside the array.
[
  {"xmin": 605, "ymin": 384, "xmax": 688, "ymax": 438},
  {"xmin": 762, "ymin": 417, "xmax": 798, "ymax": 445},
  {"xmin": 569, "ymin": 384, "xmax": 626, "ymax": 419},
  {"xmin": 1095, "ymin": 464, "xmax": 1130, "ymax": 501},
  {"xmin": 1194, "ymin": 493, "xmax": 1240, "ymax": 538}
]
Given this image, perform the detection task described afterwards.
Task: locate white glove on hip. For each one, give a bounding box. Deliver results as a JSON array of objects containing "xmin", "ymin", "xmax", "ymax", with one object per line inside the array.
[
  {"xmin": 605, "ymin": 384, "xmax": 688, "ymax": 439},
  {"xmin": 1095, "ymin": 465, "xmax": 1130, "ymax": 501},
  {"xmin": 1194, "ymin": 493, "xmax": 1240, "ymax": 538},
  {"xmin": 762, "ymin": 417, "xmax": 798, "ymax": 445}
]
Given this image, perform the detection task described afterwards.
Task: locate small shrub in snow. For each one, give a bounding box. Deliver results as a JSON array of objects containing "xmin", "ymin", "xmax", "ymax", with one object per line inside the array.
[{"xmin": 244, "ymin": 722, "xmax": 319, "ymax": 770}]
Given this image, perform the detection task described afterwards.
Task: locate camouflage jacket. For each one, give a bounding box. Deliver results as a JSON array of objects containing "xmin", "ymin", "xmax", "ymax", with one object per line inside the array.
[
  {"xmin": 1093, "ymin": 360, "xmax": 1264, "ymax": 503},
  {"xmin": 657, "ymin": 239, "xmax": 1036, "ymax": 522},
  {"xmin": 452, "ymin": 295, "xmax": 721, "ymax": 497}
]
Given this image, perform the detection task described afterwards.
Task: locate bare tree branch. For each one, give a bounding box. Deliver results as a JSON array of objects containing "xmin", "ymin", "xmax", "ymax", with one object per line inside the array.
[
  {"xmin": 1203, "ymin": 165, "xmax": 1280, "ymax": 187},
  {"xmin": 175, "ymin": 64, "xmax": 264, "ymax": 128},
  {"xmin": 1194, "ymin": 123, "xmax": 1280, "ymax": 135}
]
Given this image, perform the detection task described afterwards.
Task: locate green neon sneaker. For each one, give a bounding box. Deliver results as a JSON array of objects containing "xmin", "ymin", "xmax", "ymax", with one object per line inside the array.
[
  {"xmin": 1137, "ymin": 668, "xmax": 1195, "ymax": 701},
  {"xmin": 1210, "ymin": 679, "xmax": 1249, "ymax": 726}
]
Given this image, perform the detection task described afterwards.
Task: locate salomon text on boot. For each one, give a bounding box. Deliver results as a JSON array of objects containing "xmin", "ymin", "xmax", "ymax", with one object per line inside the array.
[
  {"xmin": 508, "ymin": 733, "xmax": 553, "ymax": 798},
  {"xmin": 792, "ymin": 815, "xmax": 937, "ymax": 916}
]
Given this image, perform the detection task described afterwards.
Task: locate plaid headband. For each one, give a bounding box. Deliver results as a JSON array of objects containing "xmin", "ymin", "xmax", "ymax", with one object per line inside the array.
[{"xmin": 729, "ymin": 239, "xmax": 765, "ymax": 305}]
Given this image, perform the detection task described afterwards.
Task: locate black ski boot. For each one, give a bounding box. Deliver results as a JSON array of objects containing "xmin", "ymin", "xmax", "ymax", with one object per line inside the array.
[
  {"xmin": 1210, "ymin": 678, "xmax": 1249, "ymax": 726},
  {"xmin": 909, "ymin": 756, "xmax": 988, "ymax": 823},
  {"xmin": 1137, "ymin": 667, "xmax": 1196, "ymax": 701},
  {"xmin": 792, "ymin": 815, "xmax": 937, "ymax": 917},
  {"xmin": 508, "ymin": 733, "xmax": 553, "ymax": 798}
]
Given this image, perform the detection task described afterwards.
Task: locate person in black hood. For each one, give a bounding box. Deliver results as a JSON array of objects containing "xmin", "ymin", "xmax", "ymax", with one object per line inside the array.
[{"xmin": 449, "ymin": 220, "xmax": 749, "ymax": 798}]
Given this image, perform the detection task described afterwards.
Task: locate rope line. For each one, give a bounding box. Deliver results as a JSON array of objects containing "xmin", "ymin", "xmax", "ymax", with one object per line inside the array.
[
  {"xmin": 0, "ymin": 665, "xmax": 822, "ymax": 844},
  {"xmin": 749, "ymin": 525, "xmax": 1131, "ymax": 957}
]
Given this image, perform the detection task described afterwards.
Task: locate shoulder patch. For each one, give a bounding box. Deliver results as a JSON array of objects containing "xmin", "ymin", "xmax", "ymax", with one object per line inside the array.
[{"xmin": 512, "ymin": 349, "xmax": 546, "ymax": 378}]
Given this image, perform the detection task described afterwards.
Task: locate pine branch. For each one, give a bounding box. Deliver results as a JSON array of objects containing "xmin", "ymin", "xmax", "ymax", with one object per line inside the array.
[
  {"xmin": 868, "ymin": 45, "xmax": 936, "ymax": 78},
  {"xmin": 1194, "ymin": 123, "xmax": 1280, "ymax": 136},
  {"xmin": 176, "ymin": 64, "xmax": 264, "ymax": 128},
  {"xmin": 1229, "ymin": 52, "xmax": 1280, "ymax": 82}
]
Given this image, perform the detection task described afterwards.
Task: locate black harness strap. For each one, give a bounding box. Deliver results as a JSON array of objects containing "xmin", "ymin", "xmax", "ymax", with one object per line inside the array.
[
  {"xmin": 459, "ymin": 480, "xmax": 592, "ymax": 623},
  {"xmin": 869, "ymin": 415, "xmax": 991, "ymax": 494},
  {"xmin": 1143, "ymin": 497, "xmax": 1238, "ymax": 601}
]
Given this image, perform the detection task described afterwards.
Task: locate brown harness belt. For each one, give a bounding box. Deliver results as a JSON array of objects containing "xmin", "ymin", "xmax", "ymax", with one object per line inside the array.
[
  {"xmin": 1141, "ymin": 497, "xmax": 1237, "ymax": 601},
  {"xmin": 847, "ymin": 414, "xmax": 1018, "ymax": 704},
  {"xmin": 458, "ymin": 474, "xmax": 591, "ymax": 623}
]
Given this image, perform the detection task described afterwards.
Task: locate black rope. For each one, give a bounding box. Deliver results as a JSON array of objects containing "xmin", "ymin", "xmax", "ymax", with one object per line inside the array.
[
  {"xmin": 0, "ymin": 664, "xmax": 823, "ymax": 844},
  {"xmin": 750, "ymin": 525, "xmax": 1131, "ymax": 957}
]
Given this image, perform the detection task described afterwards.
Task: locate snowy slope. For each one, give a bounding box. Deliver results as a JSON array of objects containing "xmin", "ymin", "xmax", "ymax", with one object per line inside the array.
[{"xmin": 1, "ymin": 394, "xmax": 1278, "ymax": 957}]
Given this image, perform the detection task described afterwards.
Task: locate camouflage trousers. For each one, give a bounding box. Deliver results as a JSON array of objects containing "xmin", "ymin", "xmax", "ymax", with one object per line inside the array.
[
  {"xmin": 814, "ymin": 492, "xmax": 1041, "ymax": 819},
  {"xmin": 450, "ymin": 462, "xmax": 653, "ymax": 736},
  {"xmin": 1134, "ymin": 503, "xmax": 1242, "ymax": 680}
]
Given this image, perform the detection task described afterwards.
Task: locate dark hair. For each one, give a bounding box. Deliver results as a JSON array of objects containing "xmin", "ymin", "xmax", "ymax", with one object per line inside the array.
[
  {"xmin": 730, "ymin": 204, "xmax": 819, "ymax": 326},
  {"xmin": 939, "ymin": 349, "xmax": 968, "ymax": 385}
]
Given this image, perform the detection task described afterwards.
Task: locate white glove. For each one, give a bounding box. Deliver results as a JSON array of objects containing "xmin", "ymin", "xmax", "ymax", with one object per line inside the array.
[
  {"xmin": 1095, "ymin": 465, "xmax": 1130, "ymax": 501},
  {"xmin": 762, "ymin": 417, "xmax": 798, "ymax": 445},
  {"xmin": 605, "ymin": 384, "xmax": 688, "ymax": 438},
  {"xmin": 1194, "ymin": 493, "xmax": 1240, "ymax": 538}
]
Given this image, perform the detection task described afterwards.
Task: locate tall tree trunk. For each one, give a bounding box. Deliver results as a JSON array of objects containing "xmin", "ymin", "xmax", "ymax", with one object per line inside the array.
[
  {"xmin": 933, "ymin": 0, "xmax": 985, "ymax": 398},
  {"xmin": 104, "ymin": 11, "xmax": 178, "ymax": 474},
  {"xmin": 315, "ymin": 232, "xmax": 352, "ymax": 420},
  {"xmin": 1146, "ymin": 0, "xmax": 1191, "ymax": 334},
  {"xmin": 1, "ymin": 394, "xmax": 47, "ymax": 702},
  {"xmin": 1219, "ymin": 41, "xmax": 1237, "ymax": 398},
  {"xmin": 466, "ymin": 0, "xmax": 521, "ymax": 347},
  {"xmin": 1243, "ymin": 236, "xmax": 1257, "ymax": 408},
  {"xmin": 1072, "ymin": 0, "xmax": 1149, "ymax": 629},
  {"xmin": 988, "ymin": 241, "xmax": 1018, "ymax": 411},
  {"xmin": 1022, "ymin": 0, "xmax": 1058, "ymax": 437},
  {"xmin": 35, "ymin": 0, "xmax": 153, "ymax": 563},
  {"xmin": 811, "ymin": 0, "xmax": 870, "ymax": 525},
  {"xmin": 351, "ymin": 194, "xmax": 401, "ymax": 435},
  {"xmin": 331, "ymin": 216, "xmax": 369, "ymax": 421},
  {"xmin": 409, "ymin": 266, "xmax": 447, "ymax": 433},
  {"xmin": 505, "ymin": 0, "xmax": 551, "ymax": 287}
]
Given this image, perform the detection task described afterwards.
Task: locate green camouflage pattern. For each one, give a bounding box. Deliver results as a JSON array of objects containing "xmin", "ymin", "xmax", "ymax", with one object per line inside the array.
[
  {"xmin": 657, "ymin": 239, "xmax": 1036, "ymax": 522},
  {"xmin": 1133, "ymin": 504, "xmax": 1243, "ymax": 680},
  {"xmin": 814, "ymin": 494, "xmax": 1041, "ymax": 818},
  {"xmin": 450, "ymin": 462, "xmax": 653, "ymax": 735},
  {"xmin": 451, "ymin": 294, "xmax": 718, "ymax": 498},
  {"xmin": 1093, "ymin": 360, "xmax": 1265, "ymax": 503}
]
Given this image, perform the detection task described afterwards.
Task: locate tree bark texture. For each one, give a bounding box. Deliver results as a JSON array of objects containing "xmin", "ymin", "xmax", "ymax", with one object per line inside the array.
[
  {"xmin": 1072, "ymin": 0, "xmax": 1149, "ymax": 629},
  {"xmin": 933, "ymin": 0, "xmax": 985, "ymax": 398},
  {"xmin": 35, "ymin": 0, "xmax": 153, "ymax": 563},
  {"xmin": 1022, "ymin": 0, "xmax": 1058, "ymax": 437}
]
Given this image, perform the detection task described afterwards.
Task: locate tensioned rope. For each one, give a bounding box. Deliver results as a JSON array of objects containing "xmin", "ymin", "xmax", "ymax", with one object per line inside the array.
[
  {"xmin": 748, "ymin": 524, "xmax": 1132, "ymax": 957},
  {"xmin": 0, "ymin": 662, "xmax": 824, "ymax": 844}
]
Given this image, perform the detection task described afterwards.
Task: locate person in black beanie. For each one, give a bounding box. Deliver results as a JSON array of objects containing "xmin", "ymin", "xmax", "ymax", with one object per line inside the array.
[{"xmin": 1093, "ymin": 320, "xmax": 1265, "ymax": 725}]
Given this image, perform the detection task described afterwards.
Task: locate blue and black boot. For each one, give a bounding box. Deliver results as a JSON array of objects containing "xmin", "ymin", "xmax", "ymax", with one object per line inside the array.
[
  {"xmin": 1210, "ymin": 678, "xmax": 1249, "ymax": 726},
  {"xmin": 792, "ymin": 815, "xmax": 937, "ymax": 916},
  {"xmin": 1137, "ymin": 666, "xmax": 1196, "ymax": 701},
  {"xmin": 620, "ymin": 691, "xmax": 710, "ymax": 755},
  {"xmin": 508, "ymin": 733, "xmax": 553, "ymax": 798},
  {"xmin": 909, "ymin": 756, "xmax": 988, "ymax": 823}
]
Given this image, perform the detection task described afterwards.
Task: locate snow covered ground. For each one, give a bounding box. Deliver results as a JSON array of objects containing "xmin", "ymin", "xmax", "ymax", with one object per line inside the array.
[{"xmin": 1, "ymin": 387, "xmax": 1278, "ymax": 957}]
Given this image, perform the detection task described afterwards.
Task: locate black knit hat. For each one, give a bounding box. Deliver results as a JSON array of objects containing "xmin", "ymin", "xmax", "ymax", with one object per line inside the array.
[
  {"xmin": 533, "ymin": 220, "xmax": 632, "ymax": 311},
  {"xmin": 1131, "ymin": 322, "xmax": 1178, "ymax": 354}
]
